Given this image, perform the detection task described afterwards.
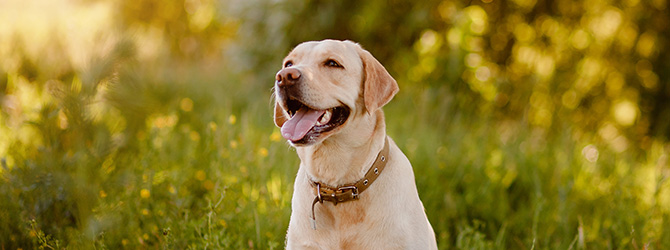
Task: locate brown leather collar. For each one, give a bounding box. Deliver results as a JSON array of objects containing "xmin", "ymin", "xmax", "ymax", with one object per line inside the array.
[{"xmin": 309, "ymin": 136, "xmax": 390, "ymax": 229}]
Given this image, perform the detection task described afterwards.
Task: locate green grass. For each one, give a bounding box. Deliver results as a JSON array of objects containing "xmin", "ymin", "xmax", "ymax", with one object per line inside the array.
[{"xmin": 1, "ymin": 30, "xmax": 670, "ymax": 250}]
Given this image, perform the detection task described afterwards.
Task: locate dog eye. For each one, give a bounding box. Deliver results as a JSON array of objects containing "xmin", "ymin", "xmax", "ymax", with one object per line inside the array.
[
  {"xmin": 284, "ymin": 61, "xmax": 293, "ymax": 67},
  {"xmin": 325, "ymin": 59, "xmax": 342, "ymax": 68}
]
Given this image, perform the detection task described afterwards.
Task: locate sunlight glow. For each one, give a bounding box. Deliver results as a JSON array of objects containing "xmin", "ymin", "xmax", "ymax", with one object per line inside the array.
[{"xmin": 0, "ymin": 0, "xmax": 114, "ymax": 70}]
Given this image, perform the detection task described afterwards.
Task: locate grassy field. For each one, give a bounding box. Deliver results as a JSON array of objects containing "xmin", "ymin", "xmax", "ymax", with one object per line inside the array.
[
  {"xmin": 1, "ymin": 0, "xmax": 670, "ymax": 249},
  {"xmin": 1, "ymin": 47, "xmax": 668, "ymax": 249}
]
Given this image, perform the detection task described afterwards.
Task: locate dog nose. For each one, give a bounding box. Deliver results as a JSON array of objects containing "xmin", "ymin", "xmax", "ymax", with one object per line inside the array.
[{"xmin": 276, "ymin": 68, "xmax": 301, "ymax": 87}]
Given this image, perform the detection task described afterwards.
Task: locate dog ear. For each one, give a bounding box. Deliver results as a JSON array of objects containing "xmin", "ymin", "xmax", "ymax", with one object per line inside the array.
[
  {"xmin": 274, "ymin": 100, "xmax": 288, "ymax": 128},
  {"xmin": 357, "ymin": 46, "xmax": 399, "ymax": 114}
]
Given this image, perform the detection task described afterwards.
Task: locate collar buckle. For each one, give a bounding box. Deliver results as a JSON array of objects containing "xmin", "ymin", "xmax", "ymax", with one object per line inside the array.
[
  {"xmin": 308, "ymin": 136, "xmax": 390, "ymax": 230},
  {"xmin": 337, "ymin": 185, "xmax": 359, "ymax": 200}
]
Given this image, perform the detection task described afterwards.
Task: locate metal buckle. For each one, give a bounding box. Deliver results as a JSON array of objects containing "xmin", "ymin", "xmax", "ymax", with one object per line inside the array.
[{"xmin": 338, "ymin": 185, "xmax": 359, "ymax": 200}]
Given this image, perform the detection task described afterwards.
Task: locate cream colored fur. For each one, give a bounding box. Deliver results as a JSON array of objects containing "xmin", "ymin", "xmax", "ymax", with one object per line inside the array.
[{"xmin": 273, "ymin": 40, "xmax": 437, "ymax": 250}]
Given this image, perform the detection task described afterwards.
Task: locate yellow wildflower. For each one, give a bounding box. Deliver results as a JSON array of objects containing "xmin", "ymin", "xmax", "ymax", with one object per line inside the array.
[
  {"xmin": 180, "ymin": 98, "xmax": 193, "ymax": 112},
  {"xmin": 270, "ymin": 130, "xmax": 281, "ymax": 142},
  {"xmin": 258, "ymin": 147, "xmax": 269, "ymax": 157},
  {"xmin": 189, "ymin": 131, "xmax": 200, "ymax": 141},
  {"xmin": 195, "ymin": 170, "xmax": 206, "ymax": 181},
  {"xmin": 203, "ymin": 180, "xmax": 215, "ymax": 190},
  {"xmin": 140, "ymin": 189, "xmax": 150, "ymax": 199}
]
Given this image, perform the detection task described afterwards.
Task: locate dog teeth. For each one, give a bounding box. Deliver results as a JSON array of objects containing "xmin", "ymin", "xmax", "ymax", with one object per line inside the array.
[{"xmin": 316, "ymin": 110, "xmax": 332, "ymax": 126}]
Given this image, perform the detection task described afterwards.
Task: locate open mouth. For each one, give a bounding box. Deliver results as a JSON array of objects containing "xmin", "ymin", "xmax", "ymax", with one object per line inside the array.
[{"xmin": 281, "ymin": 97, "xmax": 350, "ymax": 144}]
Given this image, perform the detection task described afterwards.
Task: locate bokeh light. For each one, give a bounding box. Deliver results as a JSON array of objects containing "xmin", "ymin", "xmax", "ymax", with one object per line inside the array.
[{"xmin": 0, "ymin": 0, "xmax": 668, "ymax": 249}]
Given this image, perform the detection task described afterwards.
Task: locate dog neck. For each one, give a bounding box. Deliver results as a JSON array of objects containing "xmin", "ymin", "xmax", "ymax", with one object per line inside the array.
[{"xmin": 296, "ymin": 110, "xmax": 387, "ymax": 187}]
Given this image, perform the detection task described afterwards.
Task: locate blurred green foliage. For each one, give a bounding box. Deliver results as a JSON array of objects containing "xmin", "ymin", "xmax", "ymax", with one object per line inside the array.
[{"xmin": 0, "ymin": 0, "xmax": 669, "ymax": 249}]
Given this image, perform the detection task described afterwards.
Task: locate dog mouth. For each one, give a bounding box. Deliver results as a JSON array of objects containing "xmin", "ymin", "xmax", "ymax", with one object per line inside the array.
[{"xmin": 281, "ymin": 97, "xmax": 350, "ymax": 145}]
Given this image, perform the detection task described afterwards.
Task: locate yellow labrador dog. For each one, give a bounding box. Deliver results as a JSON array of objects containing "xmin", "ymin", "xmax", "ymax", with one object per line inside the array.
[{"xmin": 273, "ymin": 39, "xmax": 437, "ymax": 249}]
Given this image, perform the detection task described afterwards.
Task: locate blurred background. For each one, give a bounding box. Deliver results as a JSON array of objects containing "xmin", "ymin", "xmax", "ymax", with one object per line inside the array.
[{"xmin": 1, "ymin": 0, "xmax": 669, "ymax": 249}]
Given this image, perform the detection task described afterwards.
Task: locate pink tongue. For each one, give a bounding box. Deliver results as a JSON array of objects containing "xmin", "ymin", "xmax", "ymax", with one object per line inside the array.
[{"xmin": 281, "ymin": 106, "xmax": 326, "ymax": 141}]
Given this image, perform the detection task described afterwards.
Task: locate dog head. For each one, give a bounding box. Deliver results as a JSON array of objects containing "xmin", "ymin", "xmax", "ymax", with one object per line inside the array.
[{"xmin": 273, "ymin": 39, "xmax": 398, "ymax": 146}]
